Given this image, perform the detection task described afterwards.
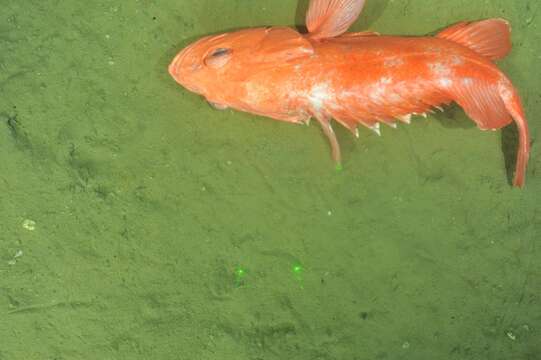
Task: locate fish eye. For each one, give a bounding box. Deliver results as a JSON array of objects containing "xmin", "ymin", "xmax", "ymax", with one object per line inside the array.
[
  {"xmin": 210, "ymin": 48, "xmax": 231, "ymax": 57},
  {"xmin": 205, "ymin": 47, "xmax": 232, "ymax": 68}
]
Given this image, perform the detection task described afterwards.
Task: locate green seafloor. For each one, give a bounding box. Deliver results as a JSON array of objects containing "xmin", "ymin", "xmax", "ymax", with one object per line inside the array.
[{"xmin": 0, "ymin": 0, "xmax": 540, "ymax": 359}]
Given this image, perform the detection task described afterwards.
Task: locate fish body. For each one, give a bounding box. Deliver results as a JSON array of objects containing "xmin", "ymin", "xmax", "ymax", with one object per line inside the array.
[{"xmin": 169, "ymin": 0, "xmax": 530, "ymax": 187}]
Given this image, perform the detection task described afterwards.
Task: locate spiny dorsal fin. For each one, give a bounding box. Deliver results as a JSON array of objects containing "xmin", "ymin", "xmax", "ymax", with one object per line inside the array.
[
  {"xmin": 306, "ymin": 0, "xmax": 366, "ymax": 40},
  {"xmin": 437, "ymin": 19, "xmax": 511, "ymax": 61}
]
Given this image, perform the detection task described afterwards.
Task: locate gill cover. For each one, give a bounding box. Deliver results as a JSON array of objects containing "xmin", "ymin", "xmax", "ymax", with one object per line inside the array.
[
  {"xmin": 252, "ymin": 27, "xmax": 314, "ymax": 63},
  {"xmin": 204, "ymin": 27, "xmax": 314, "ymax": 69}
]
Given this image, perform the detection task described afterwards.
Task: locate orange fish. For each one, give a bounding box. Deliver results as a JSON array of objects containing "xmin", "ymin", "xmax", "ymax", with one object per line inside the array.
[{"xmin": 169, "ymin": 0, "xmax": 530, "ymax": 187}]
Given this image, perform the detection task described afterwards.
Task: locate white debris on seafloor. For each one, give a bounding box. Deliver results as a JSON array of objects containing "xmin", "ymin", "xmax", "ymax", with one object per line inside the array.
[
  {"xmin": 7, "ymin": 250, "xmax": 23, "ymax": 266},
  {"xmin": 22, "ymin": 219, "xmax": 36, "ymax": 231}
]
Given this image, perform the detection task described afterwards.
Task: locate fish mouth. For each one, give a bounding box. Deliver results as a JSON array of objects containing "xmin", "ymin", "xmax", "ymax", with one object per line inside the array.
[
  {"xmin": 168, "ymin": 52, "xmax": 183, "ymax": 78},
  {"xmin": 168, "ymin": 55, "xmax": 202, "ymax": 93}
]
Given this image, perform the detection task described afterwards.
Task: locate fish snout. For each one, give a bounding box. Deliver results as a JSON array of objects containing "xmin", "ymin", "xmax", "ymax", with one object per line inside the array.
[
  {"xmin": 169, "ymin": 47, "xmax": 205, "ymax": 85},
  {"xmin": 168, "ymin": 51, "xmax": 185, "ymax": 79}
]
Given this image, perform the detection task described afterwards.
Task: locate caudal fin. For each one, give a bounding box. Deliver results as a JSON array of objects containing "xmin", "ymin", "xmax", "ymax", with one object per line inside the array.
[
  {"xmin": 437, "ymin": 19, "xmax": 512, "ymax": 61},
  {"xmin": 499, "ymin": 82, "xmax": 530, "ymax": 187}
]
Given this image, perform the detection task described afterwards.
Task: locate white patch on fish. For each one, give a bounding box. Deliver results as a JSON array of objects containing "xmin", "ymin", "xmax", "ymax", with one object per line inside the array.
[
  {"xmin": 308, "ymin": 83, "xmax": 333, "ymax": 111},
  {"xmin": 384, "ymin": 57, "xmax": 404, "ymax": 68},
  {"xmin": 439, "ymin": 78, "xmax": 453, "ymax": 88},
  {"xmin": 429, "ymin": 62, "xmax": 452, "ymax": 76},
  {"xmin": 462, "ymin": 77, "xmax": 474, "ymax": 86},
  {"xmin": 380, "ymin": 76, "xmax": 393, "ymax": 85}
]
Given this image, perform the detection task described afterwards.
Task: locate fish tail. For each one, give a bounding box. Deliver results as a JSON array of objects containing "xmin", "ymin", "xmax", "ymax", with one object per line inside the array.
[
  {"xmin": 446, "ymin": 75, "xmax": 530, "ymax": 187},
  {"xmin": 499, "ymin": 81, "xmax": 530, "ymax": 188},
  {"xmin": 438, "ymin": 18, "xmax": 529, "ymax": 186}
]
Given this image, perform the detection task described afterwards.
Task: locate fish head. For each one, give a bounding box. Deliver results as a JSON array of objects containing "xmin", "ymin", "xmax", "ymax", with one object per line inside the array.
[
  {"xmin": 168, "ymin": 31, "xmax": 242, "ymax": 96},
  {"xmin": 168, "ymin": 0, "xmax": 367, "ymax": 108},
  {"xmin": 168, "ymin": 27, "xmax": 314, "ymax": 106}
]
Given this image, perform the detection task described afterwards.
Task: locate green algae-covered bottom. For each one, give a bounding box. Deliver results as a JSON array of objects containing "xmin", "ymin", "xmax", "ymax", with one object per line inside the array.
[{"xmin": 0, "ymin": 1, "xmax": 539, "ymax": 359}]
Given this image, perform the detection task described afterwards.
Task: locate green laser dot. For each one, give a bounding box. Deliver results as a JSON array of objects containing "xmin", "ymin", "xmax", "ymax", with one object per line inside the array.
[
  {"xmin": 234, "ymin": 267, "xmax": 246, "ymax": 277},
  {"xmin": 291, "ymin": 263, "xmax": 304, "ymax": 288},
  {"xmin": 233, "ymin": 266, "xmax": 248, "ymax": 287}
]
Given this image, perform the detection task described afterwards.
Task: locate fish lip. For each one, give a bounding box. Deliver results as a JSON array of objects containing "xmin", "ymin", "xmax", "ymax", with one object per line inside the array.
[
  {"xmin": 168, "ymin": 59, "xmax": 202, "ymax": 93},
  {"xmin": 168, "ymin": 52, "xmax": 183, "ymax": 77}
]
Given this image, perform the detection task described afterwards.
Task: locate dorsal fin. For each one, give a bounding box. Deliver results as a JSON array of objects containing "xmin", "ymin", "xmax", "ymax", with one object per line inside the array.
[
  {"xmin": 436, "ymin": 19, "xmax": 511, "ymax": 61},
  {"xmin": 306, "ymin": 0, "xmax": 366, "ymax": 40}
]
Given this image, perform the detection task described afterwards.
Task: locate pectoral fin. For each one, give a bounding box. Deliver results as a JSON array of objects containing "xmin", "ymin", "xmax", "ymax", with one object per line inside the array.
[
  {"xmin": 314, "ymin": 114, "xmax": 342, "ymax": 169},
  {"xmin": 306, "ymin": 0, "xmax": 366, "ymax": 40}
]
